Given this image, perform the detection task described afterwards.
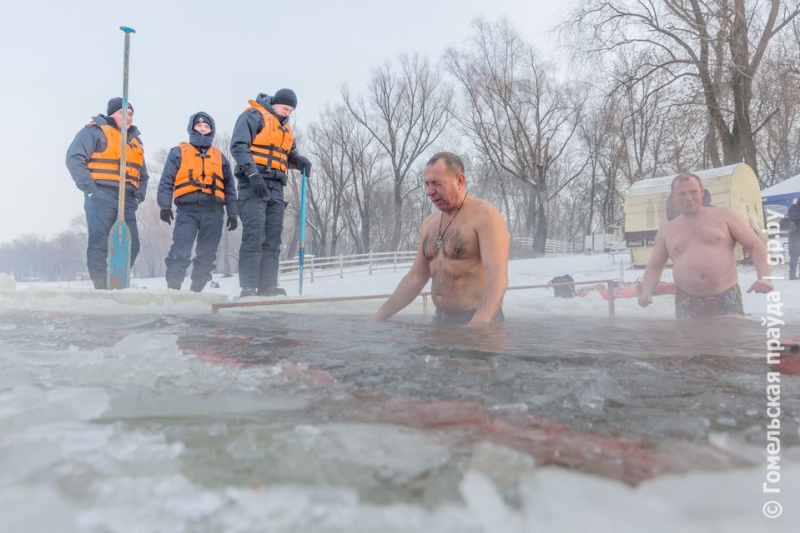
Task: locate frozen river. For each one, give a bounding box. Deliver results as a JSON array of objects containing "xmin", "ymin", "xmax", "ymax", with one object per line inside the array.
[{"xmin": 2, "ymin": 300, "xmax": 799, "ymax": 532}]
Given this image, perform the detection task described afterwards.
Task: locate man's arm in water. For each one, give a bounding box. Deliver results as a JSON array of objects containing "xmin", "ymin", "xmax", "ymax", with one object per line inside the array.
[
  {"xmin": 370, "ymin": 222, "xmax": 432, "ymax": 322},
  {"xmin": 638, "ymin": 229, "xmax": 669, "ymax": 308},
  {"xmin": 725, "ymin": 208, "xmax": 773, "ymax": 293},
  {"xmin": 469, "ymin": 205, "xmax": 509, "ymax": 325}
]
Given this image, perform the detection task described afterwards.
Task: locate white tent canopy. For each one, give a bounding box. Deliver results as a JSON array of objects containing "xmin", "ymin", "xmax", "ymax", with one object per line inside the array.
[{"xmin": 762, "ymin": 174, "xmax": 800, "ymax": 200}]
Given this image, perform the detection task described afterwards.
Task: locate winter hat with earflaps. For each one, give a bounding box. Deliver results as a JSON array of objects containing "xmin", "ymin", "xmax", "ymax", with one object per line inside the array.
[{"xmin": 187, "ymin": 111, "xmax": 216, "ymax": 147}]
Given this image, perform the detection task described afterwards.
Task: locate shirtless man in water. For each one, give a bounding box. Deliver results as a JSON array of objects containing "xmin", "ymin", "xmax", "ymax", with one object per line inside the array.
[
  {"xmin": 638, "ymin": 173, "xmax": 773, "ymax": 318},
  {"xmin": 370, "ymin": 152, "xmax": 509, "ymax": 325}
]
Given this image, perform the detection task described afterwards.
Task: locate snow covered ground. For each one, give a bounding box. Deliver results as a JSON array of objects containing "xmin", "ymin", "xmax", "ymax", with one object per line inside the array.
[
  {"xmin": 8, "ymin": 252, "xmax": 800, "ymax": 321},
  {"xmin": 1, "ymin": 253, "xmax": 799, "ymax": 532}
]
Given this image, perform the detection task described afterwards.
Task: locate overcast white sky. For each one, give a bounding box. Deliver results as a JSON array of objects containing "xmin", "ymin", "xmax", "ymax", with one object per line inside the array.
[{"xmin": 0, "ymin": 0, "xmax": 571, "ymax": 243}]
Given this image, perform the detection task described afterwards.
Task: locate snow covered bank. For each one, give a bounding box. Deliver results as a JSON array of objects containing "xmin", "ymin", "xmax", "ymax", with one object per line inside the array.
[{"xmin": 8, "ymin": 253, "xmax": 800, "ymax": 321}]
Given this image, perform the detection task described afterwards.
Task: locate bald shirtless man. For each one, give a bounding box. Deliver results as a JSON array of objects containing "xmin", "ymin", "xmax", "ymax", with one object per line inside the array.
[
  {"xmin": 638, "ymin": 173, "xmax": 773, "ymax": 318},
  {"xmin": 370, "ymin": 152, "xmax": 509, "ymax": 326}
]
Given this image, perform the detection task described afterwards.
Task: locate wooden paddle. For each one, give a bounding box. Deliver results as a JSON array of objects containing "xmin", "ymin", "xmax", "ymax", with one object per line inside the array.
[{"xmin": 107, "ymin": 26, "xmax": 136, "ymax": 290}]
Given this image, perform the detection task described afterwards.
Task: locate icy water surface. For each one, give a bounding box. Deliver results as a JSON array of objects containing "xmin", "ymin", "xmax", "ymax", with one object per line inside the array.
[{"xmin": 1, "ymin": 308, "xmax": 799, "ymax": 532}]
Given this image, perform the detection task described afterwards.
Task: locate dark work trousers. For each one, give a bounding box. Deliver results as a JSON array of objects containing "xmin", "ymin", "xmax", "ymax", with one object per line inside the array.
[
  {"xmin": 790, "ymin": 231, "xmax": 800, "ymax": 279},
  {"xmin": 84, "ymin": 186, "xmax": 140, "ymax": 284},
  {"xmin": 165, "ymin": 205, "xmax": 224, "ymax": 286},
  {"xmin": 238, "ymin": 186, "xmax": 286, "ymax": 290}
]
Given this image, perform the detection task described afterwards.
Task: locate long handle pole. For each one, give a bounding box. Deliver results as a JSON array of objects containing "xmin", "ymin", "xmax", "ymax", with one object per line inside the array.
[
  {"xmin": 107, "ymin": 26, "xmax": 136, "ymax": 290},
  {"xmin": 298, "ymin": 168, "xmax": 308, "ymax": 295},
  {"xmin": 117, "ymin": 26, "xmax": 135, "ymax": 217}
]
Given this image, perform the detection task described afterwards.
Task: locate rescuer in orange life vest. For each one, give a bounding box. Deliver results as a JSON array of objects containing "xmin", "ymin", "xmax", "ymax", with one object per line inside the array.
[
  {"xmin": 231, "ymin": 89, "xmax": 312, "ymax": 297},
  {"xmin": 66, "ymin": 97, "xmax": 150, "ymax": 290},
  {"xmin": 157, "ymin": 112, "xmax": 238, "ymax": 292}
]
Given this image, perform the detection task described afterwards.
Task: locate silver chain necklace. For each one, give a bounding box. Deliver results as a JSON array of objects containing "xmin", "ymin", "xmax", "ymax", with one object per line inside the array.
[{"xmin": 436, "ymin": 193, "xmax": 468, "ymax": 249}]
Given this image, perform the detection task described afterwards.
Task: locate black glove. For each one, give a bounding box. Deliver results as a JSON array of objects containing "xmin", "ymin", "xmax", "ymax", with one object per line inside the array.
[
  {"xmin": 227, "ymin": 216, "xmax": 238, "ymax": 231},
  {"xmin": 160, "ymin": 208, "xmax": 174, "ymax": 225},
  {"xmin": 295, "ymin": 155, "xmax": 312, "ymax": 178},
  {"xmin": 249, "ymin": 174, "xmax": 267, "ymax": 197}
]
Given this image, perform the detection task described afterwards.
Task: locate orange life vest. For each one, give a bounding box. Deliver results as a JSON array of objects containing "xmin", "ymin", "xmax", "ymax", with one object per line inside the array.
[
  {"xmin": 247, "ymin": 100, "xmax": 294, "ymax": 173},
  {"xmin": 87, "ymin": 123, "xmax": 144, "ymax": 188},
  {"xmin": 173, "ymin": 143, "xmax": 225, "ymax": 201}
]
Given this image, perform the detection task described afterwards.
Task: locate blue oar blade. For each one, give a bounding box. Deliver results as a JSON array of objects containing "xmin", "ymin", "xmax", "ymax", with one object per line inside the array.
[{"xmin": 107, "ymin": 219, "xmax": 132, "ymax": 290}]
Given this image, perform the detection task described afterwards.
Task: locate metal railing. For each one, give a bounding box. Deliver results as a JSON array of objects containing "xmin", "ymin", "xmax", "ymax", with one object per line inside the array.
[
  {"xmin": 609, "ymin": 242, "xmax": 630, "ymax": 264},
  {"xmin": 277, "ymin": 250, "xmax": 417, "ymax": 284},
  {"xmin": 277, "ymin": 239, "xmax": 582, "ymax": 285}
]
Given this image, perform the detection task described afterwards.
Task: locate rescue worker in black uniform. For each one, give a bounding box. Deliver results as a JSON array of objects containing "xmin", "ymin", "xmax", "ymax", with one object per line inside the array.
[
  {"xmin": 157, "ymin": 112, "xmax": 238, "ymax": 292},
  {"xmin": 66, "ymin": 97, "xmax": 149, "ymax": 289},
  {"xmin": 231, "ymin": 89, "xmax": 312, "ymax": 297},
  {"xmin": 788, "ymin": 197, "xmax": 800, "ymax": 280}
]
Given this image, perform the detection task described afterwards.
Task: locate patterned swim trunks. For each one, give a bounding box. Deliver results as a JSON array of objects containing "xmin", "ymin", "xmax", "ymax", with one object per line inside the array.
[{"xmin": 674, "ymin": 284, "xmax": 744, "ymax": 319}]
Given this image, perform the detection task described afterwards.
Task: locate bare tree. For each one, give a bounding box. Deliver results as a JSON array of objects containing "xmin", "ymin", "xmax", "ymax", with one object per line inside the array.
[
  {"xmin": 344, "ymin": 117, "xmax": 389, "ymax": 253},
  {"xmin": 342, "ymin": 53, "xmax": 453, "ymax": 250},
  {"xmin": 308, "ymin": 106, "xmax": 357, "ymax": 256},
  {"xmin": 565, "ymin": 0, "xmax": 800, "ymax": 176},
  {"xmin": 148, "ymin": 148, "xmax": 169, "ymax": 176},
  {"xmin": 755, "ymin": 67, "xmax": 800, "ymax": 185},
  {"xmin": 576, "ymin": 102, "xmax": 616, "ymax": 239},
  {"xmin": 445, "ymin": 19, "xmax": 583, "ymax": 255},
  {"xmin": 213, "ymin": 132, "xmax": 241, "ymax": 276},
  {"xmin": 0, "ymin": 231, "xmax": 84, "ymax": 282},
  {"xmin": 134, "ymin": 181, "xmax": 172, "ymax": 279},
  {"xmin": 750, "ymin": 24, "xmax": 800, "ymax": 185}
]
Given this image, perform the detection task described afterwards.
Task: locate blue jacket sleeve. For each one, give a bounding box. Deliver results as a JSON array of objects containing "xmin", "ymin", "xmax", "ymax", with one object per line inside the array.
[
  {"xmin": 135, "ymin": 136, "xmax": 150, "ymax": 202},
  {"xmin": 222, "ymin": 155, "xmax": 238, "ymax": 217},
  {"xmin": 157, "ymin": 147, "xmax": 182, "ymax": 209},
  {"xmin": 230, "ymin": 109, "xmax": 263, "ymax": 179},
  {"xmin": 66, "ymin": 126, "xmax": 104, "ymax": 195}
]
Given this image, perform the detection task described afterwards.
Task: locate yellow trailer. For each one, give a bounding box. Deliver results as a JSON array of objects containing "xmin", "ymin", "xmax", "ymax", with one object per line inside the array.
[{"xmin": 624, "ymin": 163, "xmax": 766, "ymax": 268}]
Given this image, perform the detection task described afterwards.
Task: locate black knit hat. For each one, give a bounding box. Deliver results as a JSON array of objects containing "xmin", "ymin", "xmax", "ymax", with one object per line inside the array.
[
  {"xmin": 193, "ymin": 112, "xmax": 213, "ymax": 129},
  {"xmin": 107, "ymin": 97, "xmax": 134, "ymax": 116},
  {"xmin": 272, "ymin": 88, "xmax": 297, "ymax": 109}
]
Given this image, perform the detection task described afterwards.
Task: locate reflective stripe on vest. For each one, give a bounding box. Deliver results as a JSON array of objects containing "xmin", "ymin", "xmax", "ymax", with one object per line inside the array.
[
  {"xmin": 247, "ymin": 100, "xmax": 294, "ymax": 173},
  {"xmin": 173, "ymin": 143, "xmax": 225, "ymax": 201},
  {"xmin": 87, "ymin": 124, "xmax": 144, "ymax": 188}
]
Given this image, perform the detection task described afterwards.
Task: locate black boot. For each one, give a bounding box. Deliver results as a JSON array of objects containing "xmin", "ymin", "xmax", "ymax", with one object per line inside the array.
[
  {"xmin": 257, "ymin": 286, "xmax": 286, "ymax": 297},
  {"xmin": 240, "ymin": 287, "xmax": 258, "ymax": 298},
  {"xmin": 92, "ymin": 278, "xmax": 107, "ymax": 290},
  {"xmin": 190, "ymin": 280, "xmax": 205, "ymax": 293},
  {"xmin": 166, "ymin": 278, "xmax": 182, "ymax": 290}
]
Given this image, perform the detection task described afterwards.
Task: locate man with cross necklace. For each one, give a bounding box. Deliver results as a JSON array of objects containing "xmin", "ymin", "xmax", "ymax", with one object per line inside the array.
[{"xmin": 370, "ymin": 152, "xmax": 510, "ymax": 325}]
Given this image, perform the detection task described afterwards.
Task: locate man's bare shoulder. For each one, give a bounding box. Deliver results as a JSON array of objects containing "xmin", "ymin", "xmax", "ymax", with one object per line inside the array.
[
  {"xmin": 661, "ymin": 216, "xmax": 681, "ymax": 230},
  {"xmin": 423, "ymin": 211, "xmax": 439, "ymax": 224},
  {"xmin": 713, "ymin": 206, "xmax": 744, "ymax": 222},
  {"xmin": 657, "ymin": 216, "xmax": 685, "ymax": 240},
  {"xmin": 420, "ymin": 212, "xmax": 438, "ymax": 233},
  {"xmin": 470, "ymin": 197, "xmax": 505, "ymax": 223}
]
